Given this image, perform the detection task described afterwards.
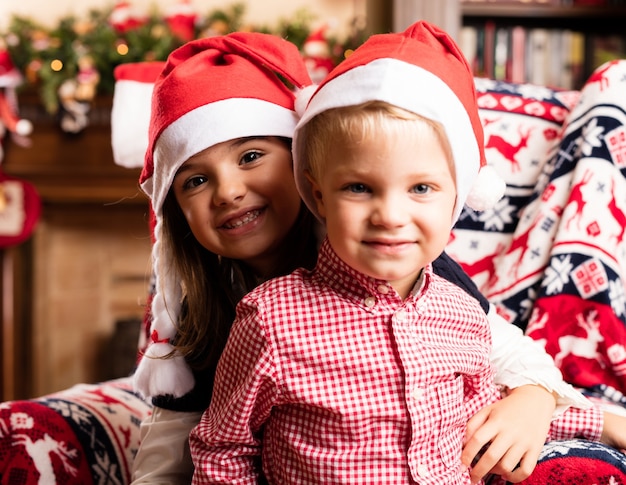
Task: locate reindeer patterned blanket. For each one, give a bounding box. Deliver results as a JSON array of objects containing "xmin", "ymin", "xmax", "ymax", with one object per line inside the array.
[
  {"xmin": 0, "ymin": 378, "xmax": 150, "ymax": 485},
  {"xmin": 448, "ymin": 60, "xmax": 626, "ymax": 411},
  {"xmin": 447, "ymin": 59, "xmax": 626, "ymax": 485}
]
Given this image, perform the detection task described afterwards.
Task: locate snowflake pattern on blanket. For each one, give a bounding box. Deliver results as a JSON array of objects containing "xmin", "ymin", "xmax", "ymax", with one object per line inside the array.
[
  {"xmin": 447, "ymin": 54, "xmax": 626, "ymax": 485},
  {"xmin": 448, "ymin": 60, "xmax": 626, "ymax": 405}
]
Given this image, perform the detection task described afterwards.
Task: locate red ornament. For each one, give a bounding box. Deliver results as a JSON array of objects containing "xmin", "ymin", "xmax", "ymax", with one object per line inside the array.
[
  {"xmin": 165, "ymin": 0, "xmax": 198, "ymax": 42},
  {"xmin": 302, "ymin": 26, "xmax": 335, "ymax": 84},
  {"xmin": 109, "ymin": 1, "xmax": 147, "ymax": 34},
  {"xmin": 0, "ymin": 171, "xmax": 41, "ymax": 248}
]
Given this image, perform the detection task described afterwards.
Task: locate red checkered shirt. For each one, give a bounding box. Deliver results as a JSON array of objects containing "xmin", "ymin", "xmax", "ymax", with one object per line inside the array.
[{"xmin": 191, "ymin": 238, "xmax": 501, "ymax": 484}]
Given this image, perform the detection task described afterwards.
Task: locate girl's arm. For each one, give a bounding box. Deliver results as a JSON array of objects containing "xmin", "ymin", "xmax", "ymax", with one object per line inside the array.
[
  {"xmin": 488, "ymin": 304, "xmax": 591, "ymax": 412},
  {"xmin": 131, "ymin": 407, "xmax": 202, "ymax": 484},
  {"xmin": 131, "ymin": 344, "xmax": 219, "ymax": 483},
  {"xmin": 434, "ymin": 254, "xmax": 589, "ymax": 411},
  {"xmin": 601, "ymin": 411, "xmax": 626, "ymax": 453}
]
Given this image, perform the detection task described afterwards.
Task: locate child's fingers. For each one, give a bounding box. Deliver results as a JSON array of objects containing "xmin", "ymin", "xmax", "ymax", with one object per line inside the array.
[
  {"xmin": 486, "ymin": 437, "xmax": 542, "ymax": 483},
  {"xmin": 461, "ymin": 431, "xmax": 491, "ymax": 469},
  {"xmin": 465, "ymin": 406, "xmax": 490, "ymax": 442},
  {"xmin": 468, "ymin": 434, "xmax": 515, "ymax": 483},
  {"xmin": 462, "ymin": 407, "xmax": 493, "ymax": 467},
  {"xmin": 497, "ymin": 451, "xmax": 537, "ymax": 483}
]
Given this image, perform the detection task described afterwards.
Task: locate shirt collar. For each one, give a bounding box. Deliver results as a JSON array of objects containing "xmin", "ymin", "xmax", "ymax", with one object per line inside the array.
[{"xmin": 316, "ymin": 237, "xmax": 432, "ymax": 302}]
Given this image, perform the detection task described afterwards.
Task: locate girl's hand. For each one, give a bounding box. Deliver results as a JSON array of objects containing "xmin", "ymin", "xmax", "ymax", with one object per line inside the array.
[
  {"xmin": 461, "ymin": 384, "xmax": 556, "ymax": 483},
  {"xmin": 601, "ymin": 411, "xmax": 626, "ymax": 453}
]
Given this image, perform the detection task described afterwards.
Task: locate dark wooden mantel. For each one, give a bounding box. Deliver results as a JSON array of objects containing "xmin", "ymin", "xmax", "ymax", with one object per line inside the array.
[{"xmin": 3, "ymin": 94, "xmax": 145, "ymax": 205}]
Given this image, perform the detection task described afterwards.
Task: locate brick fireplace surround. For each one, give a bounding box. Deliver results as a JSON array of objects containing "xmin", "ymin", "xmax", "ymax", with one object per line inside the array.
[{"xmin": 1, "ymin": 95, "xmax": 152, "ymax": 401}]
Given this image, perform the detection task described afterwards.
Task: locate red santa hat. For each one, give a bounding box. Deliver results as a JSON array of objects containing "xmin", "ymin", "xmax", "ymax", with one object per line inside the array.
[
  {"xmin": 109, "ymin": 0, "xmax": 146, "ymax": 33},
  {"xmin": 294, "ymin": 20, "xmax": 505, "ymax": 224},
  {"xmin": 303, "ymin": 26, "xmax": 329, "ymax": 56},
  {"xmin": 0, "ymin": 49, "xmax": 32, "ymax": 142},
  {"xmin": 0, "ymin": 49, "xmax": 23, "ymax": 89},
  {"xmin": 302, "ymin": 26, "xmax": 335, "ymax": 84},
  {"xmin": 0, "ymin": 90, "xmax": 32, "ymax": 138},
  {"xmin": 111, "ymin": 62, "xmax": 165, "ymax": 168},
  {"xmin": 133, "ymin": 31, "xmax": 313, "ymax": 399},
  {"xmin": 165, "ymin": 0, "xmax": 198, "ymax": 42}
]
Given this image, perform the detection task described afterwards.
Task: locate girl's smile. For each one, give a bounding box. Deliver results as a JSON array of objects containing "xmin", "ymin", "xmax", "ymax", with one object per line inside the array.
[{"xmin": 219, "ymin": 207, "xmax": 264, "ymax": 231}]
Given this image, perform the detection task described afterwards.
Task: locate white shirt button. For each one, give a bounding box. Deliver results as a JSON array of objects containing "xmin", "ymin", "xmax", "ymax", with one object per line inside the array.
[
  {"xmin": 417, "ymin": 463, "xmax": 429, "ymax": 477},
  {"xmin": 395, "ymin": 309, "xmax": 407, "ymax": 321},
  {"xmin": 364, "ymin": 296, "xmax": 376, "ymax": 308},
  {"xmin": 411, "ymin": 387, "xmax": 424, "ymax": 401},
  {"xmin": 377, "ymin": 284, "xmax": 389, "ymax": 294}
]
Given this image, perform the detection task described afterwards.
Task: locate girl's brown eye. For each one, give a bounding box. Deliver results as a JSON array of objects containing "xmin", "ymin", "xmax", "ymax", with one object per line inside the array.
[
  {"xmin": 241, "ymin": 151, "xmax": 263, "ymax": 165},
  {"xmin": 184, "ymin": 175, "xmax": 207, "ymax": 190}
]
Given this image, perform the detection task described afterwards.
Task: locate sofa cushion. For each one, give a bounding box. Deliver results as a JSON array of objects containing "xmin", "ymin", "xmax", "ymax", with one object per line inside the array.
[{"xmin": 450, "ymin": 62, "xmax": 626, "ymax": 401}]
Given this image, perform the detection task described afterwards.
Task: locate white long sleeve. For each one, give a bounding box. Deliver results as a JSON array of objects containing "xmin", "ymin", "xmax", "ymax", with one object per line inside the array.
[
  {"xmin": 131, "ymin": 407, "xmax": 203, "ymax": 485},
  {"xmin": 488, "ymin": 304, "xmax": 591, "ymax": 415}
]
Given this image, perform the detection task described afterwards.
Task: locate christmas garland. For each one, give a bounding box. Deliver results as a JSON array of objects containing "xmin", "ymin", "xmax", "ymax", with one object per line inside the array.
[{"xmin": 1, "ymin": 1, "xmax": 366, "ymax": 131}]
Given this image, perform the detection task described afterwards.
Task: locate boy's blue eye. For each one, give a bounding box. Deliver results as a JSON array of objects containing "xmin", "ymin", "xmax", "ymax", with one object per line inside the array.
[
  {"xmin": 411, "ymin": 184, "xmax": 430, "ymax": 195},
  {"xmin": 347, "ymin": 183, "xmax": 369, "ymax": 193}
]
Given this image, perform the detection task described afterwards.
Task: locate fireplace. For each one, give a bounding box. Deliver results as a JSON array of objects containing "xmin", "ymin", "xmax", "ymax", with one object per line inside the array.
[{"xmin": 1, "ymin": 95, "xmax": 152, "ymax": 400}]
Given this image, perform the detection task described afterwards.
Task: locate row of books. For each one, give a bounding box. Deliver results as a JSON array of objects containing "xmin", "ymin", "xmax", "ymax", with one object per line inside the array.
[
  {"xmin": 461, "ymin": 0, "xmax": 561, "ymax": 4},
  {"xmin": 459, "ymin": 23, "xmax": 625, "ymax": 89},
  {"xmin": 461, "ymin": 0, "xmax": 626, "ymax": 5}
]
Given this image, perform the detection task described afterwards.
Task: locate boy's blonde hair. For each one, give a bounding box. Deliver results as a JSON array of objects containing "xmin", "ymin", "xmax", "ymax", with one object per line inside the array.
[{"xmin": 300, "ymin": 100, "xmax": 455, "ymax": 184}]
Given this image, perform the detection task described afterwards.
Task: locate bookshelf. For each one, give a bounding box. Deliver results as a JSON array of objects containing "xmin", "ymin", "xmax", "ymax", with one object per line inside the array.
[{"xmin": 460, "ymin": 2, "xmax": 626, "ymax": 89}]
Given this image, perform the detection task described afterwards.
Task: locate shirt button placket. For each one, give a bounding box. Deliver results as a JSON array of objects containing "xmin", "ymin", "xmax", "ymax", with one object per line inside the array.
[
  {"xmin": 411, "ymin": 387, "xmax": 424, "ymax": 401},
  {"xmin": 363, "ymin": 296, "xmax": 376, "ymax": 308},
  {"xmin": 417, "ymin": 463, "xmax": 429, "ymax": 478}
]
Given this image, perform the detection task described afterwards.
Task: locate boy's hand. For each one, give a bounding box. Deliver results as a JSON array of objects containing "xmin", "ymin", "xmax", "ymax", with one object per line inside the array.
[
  {"xmin": 461, "ymin": 385, "xmax": 556, "ymax": 483},
  {"xmin": 600, "ymin": 411, "xmax": 626, "ymax": 453}
]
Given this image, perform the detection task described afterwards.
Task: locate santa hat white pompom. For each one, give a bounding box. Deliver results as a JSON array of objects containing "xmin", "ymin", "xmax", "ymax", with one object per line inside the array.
[
  {"xmin": 133, "ymin": 342, "xmax": 195, "ymax": 398},
  {"xmin": 15, "ymin": 119, "xmax": 33, "ymax": 136},
  {"xmin": 295, "ymin": 84, "xmax": 318, "ymax": 118},
  {"xmin": 465, "ymin": 165, "xmax": 506, "ymax": 211}
]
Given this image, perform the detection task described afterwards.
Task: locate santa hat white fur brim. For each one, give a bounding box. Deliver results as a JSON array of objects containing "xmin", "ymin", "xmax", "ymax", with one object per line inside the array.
[
  {"xmin": 295, "ymin": 58, "xmax": 482, "ymax": 223},
  {"xmin": 111, "ymin": 62, "xmax": 166, "ymax": 169},
  {"xmin": 142, "ymin": 98, "xmax": 299, "ymax": 214},
  {"xmin": 111, "ymin": 79, "xmax": 154, "ymax": 168}
]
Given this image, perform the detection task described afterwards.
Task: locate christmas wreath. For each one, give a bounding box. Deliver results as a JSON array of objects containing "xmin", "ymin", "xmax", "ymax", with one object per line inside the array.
[{"xmin": 1, "ymin": 0, "xmax": 366, "ymax": 133}]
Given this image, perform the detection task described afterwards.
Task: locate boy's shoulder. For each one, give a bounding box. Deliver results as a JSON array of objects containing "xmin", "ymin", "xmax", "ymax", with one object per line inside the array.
[
  {"xmin": 430, "ymin": 272, "xmax": 483, "ymax": 305},
  {"xmin": 245, "ymin": 267, "xmax": 317, "ymax": 302}
]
